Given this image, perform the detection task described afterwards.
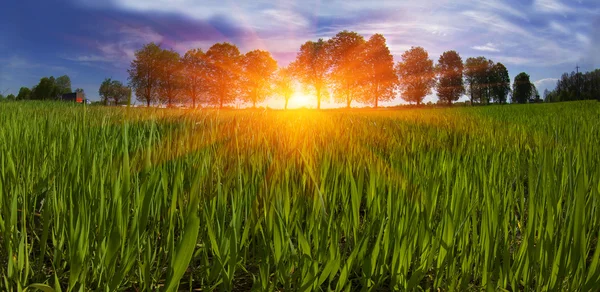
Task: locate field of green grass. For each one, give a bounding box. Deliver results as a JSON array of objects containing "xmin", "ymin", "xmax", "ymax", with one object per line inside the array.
[{"xmin": 1, "ymin": 101, "xmax": 599, "ymax": 291}]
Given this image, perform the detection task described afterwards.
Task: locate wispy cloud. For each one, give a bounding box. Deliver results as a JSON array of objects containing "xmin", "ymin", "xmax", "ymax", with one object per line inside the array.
[{"xmin": 472, "ymin": 43, "xmax": 500, "ymax": 52}]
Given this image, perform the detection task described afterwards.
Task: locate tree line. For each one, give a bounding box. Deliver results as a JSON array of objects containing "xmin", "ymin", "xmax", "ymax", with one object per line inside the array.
[
  {"xmin": 0, "ymin": 75, "xmax": 85, "ymax": 101},
  {"xmin": 544, "ymin": 69, "xmax": 600, "ymax": 102},
  {"xmin": 127, "ymin": 30, "xmax": 526, "ymax": 109}
]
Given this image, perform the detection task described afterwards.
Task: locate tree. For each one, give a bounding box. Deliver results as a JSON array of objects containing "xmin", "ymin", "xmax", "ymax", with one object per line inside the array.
[
  {"xmin": 436, "ymin": 50, "xmax": 464, "ymax": 105},
  {"xmin": 512, "ymin": 72, "xmax": 532, "ymax": 104},
  {"xmin": 128, "ymin": 42, "xmax": 162, "ymax": 107},
  {"xmin": 182, "ymin": 49, "xmax": 208, "ymax": 108},
  {"xmin": 360, "ymin": 34, "xmax": 397, "ymax": 108},
  {"xmin": 31, "ymin": 77, "xmax": 59, "ymax": 100},
  {"xmin": 6, "ymin": 94, "xmax": 16, "ymax": 101},
  {"xmin": 99, "ymin": 78, "xmax": 113, "ymax": 105},
  {"xmin": 157, "ymin": 50, "xmax": 182, "ymax": 107},
  {"xmin": 489, "ymin": 62, "xmax": 510, "ymax": 104},
  {"xmin": 464, "ymin": 57, "xmax": 491, "ymax": 105},
  {"xmin": 290, "ymin": 39, "xmax": 331, "ymax": 109},
  {"xmin": 55, "ymin": 75, "xmax": 72, "ymax": 95},
  {"xmin": 100, "ymin": 78, "xmax": 130, "ymax": 105},
  {"xmin": 273, "ymin": 66, "xmax": 295, "ymax": 110},
  {"xmin": 328, "ymin": 31, "xmax": 366, "ymax": 108},
  {"xmin": 395, "ymin": 46, "xmax": 435, "ymax": 105},
  {"xmin": 204, "ymin": 43, "xmax": 243, "ymax": 109},
  {"xmin": 17, "ymin": 87, "xmax": 31, "ymax": 100},
  {"xmin": 241, "ymin": 50, "xmax": 278, "ymax": 108},
  {"xmin": 156, "ymin": 48, "xmax": 182, "ymax": 107}
]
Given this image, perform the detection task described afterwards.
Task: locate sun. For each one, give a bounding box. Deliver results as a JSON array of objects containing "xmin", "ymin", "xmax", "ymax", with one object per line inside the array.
[{"xmin": 288, "ymin": 92, "xmax": 313, "ymax": 109}]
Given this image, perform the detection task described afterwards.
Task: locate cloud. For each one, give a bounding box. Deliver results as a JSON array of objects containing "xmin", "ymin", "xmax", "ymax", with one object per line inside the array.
[
  {"xmin": 472, "ymin": 43, "xmax": 500, "ymax": 52},
  {"xmin": 534, "ymin": 77, "xmax": 559, "ymax": 90},
  {"xmin": 533, "ymin": 0, "xmax": 575, "ymax": 14},
  {"xmin": 549, "ymin": 21, "xmax": 570, "ymax": 34}
]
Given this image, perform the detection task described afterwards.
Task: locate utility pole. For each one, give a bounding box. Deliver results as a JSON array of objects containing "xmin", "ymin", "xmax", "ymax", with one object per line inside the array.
[{"xmin": 576, "ymin": 64, "xmax": 580, "ymax": 100}]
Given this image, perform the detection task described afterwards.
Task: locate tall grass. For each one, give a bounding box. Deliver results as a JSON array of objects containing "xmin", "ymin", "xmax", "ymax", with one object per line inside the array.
[{"xmin": 0, "ymin": 101, "xmax": 598, "ymax": 291}]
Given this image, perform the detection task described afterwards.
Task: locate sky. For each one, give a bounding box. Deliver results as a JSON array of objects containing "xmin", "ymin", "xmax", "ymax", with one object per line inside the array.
[{"xmin": 0, "ymin": 0, "xmax": 598, "ymax": 107}]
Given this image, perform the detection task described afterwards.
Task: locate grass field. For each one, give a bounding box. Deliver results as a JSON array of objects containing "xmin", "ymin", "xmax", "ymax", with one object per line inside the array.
[{"xmin": 1, "ymin": 101, "xmax": 599, "ymax": 291}]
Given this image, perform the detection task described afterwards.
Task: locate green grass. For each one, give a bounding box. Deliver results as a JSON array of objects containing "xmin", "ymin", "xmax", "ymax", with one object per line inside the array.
[{"xmin": 0, "ymin": 101, "xmax": 599, "ymax": 291}]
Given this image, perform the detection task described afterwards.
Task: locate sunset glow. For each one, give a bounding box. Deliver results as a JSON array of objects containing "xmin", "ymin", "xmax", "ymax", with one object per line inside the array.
[{"xmin": 288, "ymin": 92, "xmax": 314, "ymax": 109}]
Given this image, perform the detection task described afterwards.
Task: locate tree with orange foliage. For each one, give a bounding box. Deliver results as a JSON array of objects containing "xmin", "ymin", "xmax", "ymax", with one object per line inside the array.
[
  {"xmin": 204, "ymin": 43, "xmax": 243, "ymax": 109},
  {"xmin": 395, "ymin": 46, "xmax": 436, "ymax": 105},
  {"xmin": 182, "ymin": 48, "xmax": 208, "ymax": 108},
  {"xmin": 273, "ymin": 66, "xmax": 295, "ymax": 110},
  {"xmin": 241, "ymin": 50, "xmax": 278, "ymax": 108},
  {"xmin": 290, "ymin": 39, "xmax": 330, "ymax": 109},
  {"xmin": 361, "ymin": 34, "xmax": 398, "ymax": 108},
  {"xmin": 328, "ymin": 30, "xmax": 366, "ymax": 108}
]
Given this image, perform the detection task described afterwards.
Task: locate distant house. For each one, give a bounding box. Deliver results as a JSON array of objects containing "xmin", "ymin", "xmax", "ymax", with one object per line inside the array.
[{"xmin": 61, "ymin": 92, "xmax": 84, "ymax": 103}]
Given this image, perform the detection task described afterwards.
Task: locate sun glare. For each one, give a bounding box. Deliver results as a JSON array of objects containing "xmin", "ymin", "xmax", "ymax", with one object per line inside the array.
[{"xmin": 288, "ymin": 92, "xmax": 313, "ymax": 109}]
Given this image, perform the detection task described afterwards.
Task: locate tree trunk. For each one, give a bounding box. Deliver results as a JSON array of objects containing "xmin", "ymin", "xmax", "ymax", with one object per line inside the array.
[
  {"xmin": 284, "ymin": 98, "xmax": 289, "ymax": 110},
  {"xmin": 147, "ymin": 99, "xmax": 150, "ymax": 107},
  {"xmin": 316, "ymin": 88, "xmax": 321, "ymax": 110},
  {"xmin": 374, "ymin": 96, "xmax": 378, "ymax": 109}
]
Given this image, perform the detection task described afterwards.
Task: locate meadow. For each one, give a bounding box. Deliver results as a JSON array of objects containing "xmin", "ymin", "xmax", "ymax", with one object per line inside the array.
[{"xmin": 0, "ymin": 101, "xmax": 599, "ymax": 291}]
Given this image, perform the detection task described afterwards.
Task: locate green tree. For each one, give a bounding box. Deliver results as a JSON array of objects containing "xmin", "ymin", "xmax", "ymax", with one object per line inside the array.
[
  {"xmin": 182, "ymin": 49, "xmax": 208, "ymax": 108},
  {"xmin": 128, "ymin": 42, "xmax": 162, "ymax": 107},
  {"xmin": 157, "ymin": 48, "xmax": 183, "ymax": 107},
  {"xmin": 17, "ymin": 87, "xmax": 32, "ymax": 100},
  {"xmin": 99, "ymin": 78, "xmax": 113, "ymax": 105},
  {"xmin": 512, "ymin": 72, "xmax": 532, "ymax": 104},
  {"xmin": 395, "ymin": 46, "xmax": 436, "ymax": 105},
  {"xmin": 99, "ymin": 78, "xmax": 129, "ymax": 105},
  {"xmin": 489, "ymin": 62, "xmax": 510, "ymax": 104},
  {"xmin": 31, "ymin": 77, "xmax": 59, "ymax": 100},
  {"xmin": 360, "ymin": 34, "xmax": 397, "ymax": 108},
  {"xmin": 290, "ymin": 39, "xmax": 331, "ymax": 109},
  {"xmin": 241, "ymin": 50, "xmax": 278, "ymax": 108},
  {"xmin": 328, "ymin": 30, "xmax": 366, "ymax": 108},
  {"xmin": 205, "ymin": 43, "xmax": 243, "ymax": 109},
  {"xmin": 436, "ymin": 50, "xmax": 464, "ymax": 105},
  {"xmin": 55, "ymin": 75, "xmax": 72, "ymax": 95},
  {"xmin": 273, "ymin": 66, "xmax": 295, "ymax": 110},
  {"xmin": 464, "ymin": 57, "xmax": 491, "ymax": 105},
  {"xmin": 6, "ymin": 94, "xmax": 16, "ymax": 101}
]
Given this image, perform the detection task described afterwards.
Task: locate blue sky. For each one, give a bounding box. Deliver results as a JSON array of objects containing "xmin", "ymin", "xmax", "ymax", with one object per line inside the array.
[{"xmin": 1, "ymin": 0, "xmax": 598, "ymax": 106}]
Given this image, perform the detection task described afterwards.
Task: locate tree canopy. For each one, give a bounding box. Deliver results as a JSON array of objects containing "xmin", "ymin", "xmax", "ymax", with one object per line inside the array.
[
  {"xmin": 395, "ymin": 47, "xmax": 436, "ymax": 105},
  {"xmin": 290, "ymin": 39, "xmax": 331, "ymax": 109},
  {"xmin": 512, "ymin": 72, "xmax": 533, "ymax": 104},
  {"xmin": 436, "ymin": 50, "xmax": 464, "ymax": 105}
]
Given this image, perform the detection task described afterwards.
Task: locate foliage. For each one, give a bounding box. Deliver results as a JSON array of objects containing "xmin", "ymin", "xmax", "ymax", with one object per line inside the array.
[
  {"xmin": 360, "ymin": 34, "xmax": 397, "ymax": 108},
  {"xmin": 128, "ymin": 42, "xmax": 162, "ymax": 107},
  {"xmin": 545, "ymin": 69, "xmax": 600, "ymax": 102},
  {"xmin": 181, "ymin": 49, "xmax": 208, "ymax": 108},
  {"xmin": 512, "ymin": 72, "xmax": 532, "ymax": 104},
  {"xmin": 99, "ymin": 78, "xmax": 130, "ymax": 105},
  {"xmin": 327, "ymin": 31, "xmax": 366, "ymax": 108},
  {"xmin": 436, "ymin": 50, "xmax": 464, "ymax": 104},
  {"xmin": 464, "ymin": 57, "xmax": 492, "ymax": 104},
  {"xmin": 204, "ymin": 42, "xmax": 243, "ymax": 109},
  {"xmin": 273, "ymin": 66, "xmax": 295, "ymax": 110},
  {"xmin": 0, "ymin": 101, "xmax": 599, "ymax": 291},
  {"xmin": 241, "ymin": 50, "xmax": 278, "ymax": 108},
  {"xmin": 17, "ymin": 87, "xmax": 32, "ymax": 101},
  {"xmin": 157, "ymin": 48, "xmax": 183, "ymax": 107},
  {"xmin": 489, "ymin": 62, "xmax": 511, "ymax": 104},
  {"xmin": 290, "ymin": 39, "xmax": 331, "ymax": 109},
  {"xmin": 31, "ymin": 77, "xmax": 60, "ymax": 100},
  {"xmin": 395, "ymin": 46, "xmax": 436, "ymax": 105}
]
